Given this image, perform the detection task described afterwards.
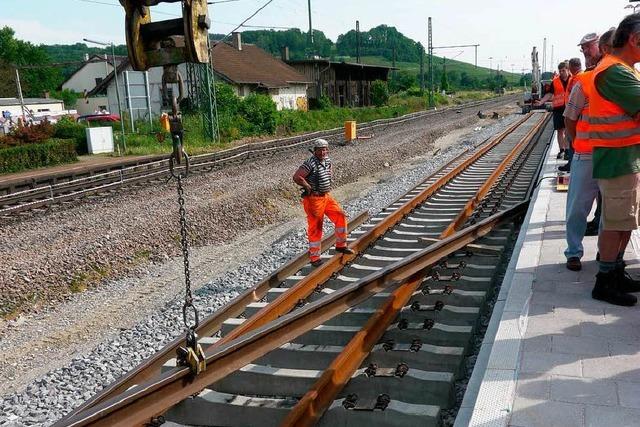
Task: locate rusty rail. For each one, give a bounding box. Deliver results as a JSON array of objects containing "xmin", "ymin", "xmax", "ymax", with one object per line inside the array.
[
  {"xmin": 216, "ymin": 114, "xmax": 532, "ymax": 347},
  {"xmin": 281, "ymin": 114, "xmax": 550, "ymax": 425},
  {"xmin": 62, "ymin": 211, "xmax": 369, "ymax": 419},
  {"xmin": 57, "ymin": 201, "xmax": 529, "ymax": 427},
  {"xmin": 440, "ymin": 112, "xmax": 548, "ymax": 237}
]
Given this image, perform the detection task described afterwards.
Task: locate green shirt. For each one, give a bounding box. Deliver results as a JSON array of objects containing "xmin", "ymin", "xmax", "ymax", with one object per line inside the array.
[{"xmin": 592, "ymin": 64, "xmax": 640, "ymax": 179}]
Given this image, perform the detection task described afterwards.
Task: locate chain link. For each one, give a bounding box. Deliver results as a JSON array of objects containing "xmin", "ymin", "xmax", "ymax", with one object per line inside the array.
[{"xmin": 176, "ymin": 174, "xmax": 199, "ymax": 333}]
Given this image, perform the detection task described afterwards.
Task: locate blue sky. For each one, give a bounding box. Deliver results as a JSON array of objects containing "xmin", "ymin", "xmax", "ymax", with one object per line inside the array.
[{"xmin": 1, "ymin": 0, "xmax": 633, "ymax": 73}]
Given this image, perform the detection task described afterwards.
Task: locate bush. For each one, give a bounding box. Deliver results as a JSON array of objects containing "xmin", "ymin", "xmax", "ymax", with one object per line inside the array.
[
  {"xmin": 239, "ymin": 94, "xmax": 277, "ymax": 134},
  {"xmin": 0, "ymin": 121, "xmax": 55, "ymax": 147},
  {"xmin": 371, "ymin": 80, "xmax": 389, "ymax": 107},
  {"xmin": 0, "ymin": 138, "xmax": 77, "ymax": 174},
  {"xmin": 214, "ymin": 82, "xmax": 241, "ymax": 116},
  {"xmin": 53, "ymin": 116, "xmax": 88, "ymax": 154}
]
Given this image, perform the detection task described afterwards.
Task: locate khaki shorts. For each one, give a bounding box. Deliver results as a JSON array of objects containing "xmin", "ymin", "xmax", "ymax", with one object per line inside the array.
[{"xmin": 598, "ymin": 173, "xmax": 640, "ymax": 231}]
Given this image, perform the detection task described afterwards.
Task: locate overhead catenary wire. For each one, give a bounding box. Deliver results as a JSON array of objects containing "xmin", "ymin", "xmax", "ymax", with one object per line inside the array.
[{"xmin": 218, "ymin": 0, "xmax": 276, "ymax": 43}]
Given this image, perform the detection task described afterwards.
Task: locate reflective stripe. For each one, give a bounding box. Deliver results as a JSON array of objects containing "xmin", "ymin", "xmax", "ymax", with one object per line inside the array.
[
  {"xmin": 588, "ymin": 127, "xmax": 640, "ymax": 139},
  {"xmin": 589, "ymin": 114, "xmax": 635, "ymax": 125},
  {"xmin": 335, "ymin": 227, "xmax": 346, "ymax": 233},
  {"xmin": 576, "ymin": 131, "xmax": 590, "ymax": 140},
  {"xmin": 309, "ymin": 241, "xmax": 321, "ymax": 248}
]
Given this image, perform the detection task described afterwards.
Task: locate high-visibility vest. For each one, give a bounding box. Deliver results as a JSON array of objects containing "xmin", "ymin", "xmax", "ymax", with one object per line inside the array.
[
  {"xmin": 572, "ymin": 70, "xmax": 594, "ymax": 154},
  {"xmin": 552, "ymin": 75, "xmax": 568, "ymax": 108},
  {"xmin": 564, "ymin": 71, "xmax": 582, "ymax": 105},
  {"xmin": 588, "ymin": 54, "xmax": 640, "ymax": 148}
]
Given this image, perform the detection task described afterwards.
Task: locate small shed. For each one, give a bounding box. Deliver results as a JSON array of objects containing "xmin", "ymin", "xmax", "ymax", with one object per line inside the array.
[{"xmin": 286, "ymin": 59, "xmax": 394, "ymax": 107}]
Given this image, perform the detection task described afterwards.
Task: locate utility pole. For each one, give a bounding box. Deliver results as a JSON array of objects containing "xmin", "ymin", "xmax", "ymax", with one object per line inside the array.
[
  {"xmin": 14, "ymin": 68, "xmax": 27, "ymax": 122},
  {"xmin": 428, "ymin": 17, "xmax": 434, "ymax": 108},
  {"xmin": 419, "ymin": 43, "xmax": 425, "ymax": 93},
  {"xmin": 475, "ymin": 45, "xmax": 478, "ymax": 68},
  {"xmin": 356, "ymin": 20, "xmax": 360, "ymax": 63},
  {"xmin": 307, "ymin": 0, "xmax": 314, "ymax": 49},
  {"xmin": 550, "ymin": 44, "xmax": 554, "ymax": 71},
  {"xmin": 542, "ymin": 37, "xmax": 547, "ymax": 75}
]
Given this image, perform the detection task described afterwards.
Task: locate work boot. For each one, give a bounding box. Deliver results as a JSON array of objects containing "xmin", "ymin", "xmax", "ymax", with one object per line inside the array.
[
  {"xmin": 558, "ymin": 163, "xmax": 570, "ymax": 172},
  {"xmin": 311, "ymin": 259, "xmax": 324, "ymax": 268},
  {"xmin": 335, "ymin": 247, "xmax": 355, "ymax": 255},
  {"xmin": 566, "ymin": 257, "xmax": 582, "ymax": 271},
  {"xmin": 592, "ymin": 271, "xmax": 637, "ymax": 306},
  {"xmin": 563, "ymin": 151, "xmax": 570, "ymax": 160},
  {"xmin": 616, "ymin": 266, "xmax": 640, "ymax": 293},
  {"xmin": 556, "ymin": 149, "xmax": 564, "ymax": 160}
]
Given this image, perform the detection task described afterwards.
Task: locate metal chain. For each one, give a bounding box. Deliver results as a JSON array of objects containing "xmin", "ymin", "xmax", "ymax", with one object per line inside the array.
[{"xmin": 176, "ymin": 174, "xmax": 199, "ymax": 339}]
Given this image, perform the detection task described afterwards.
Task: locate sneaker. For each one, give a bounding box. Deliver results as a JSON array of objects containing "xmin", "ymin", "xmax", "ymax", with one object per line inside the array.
[
  {"xmin": 310, "ymin": 259, "xmax": 324, "ymax": 268},
  {"xmin": 566, "ymin": 257, "xmax": 582, "ymax": 271},
  {"xmin": 592, "ymin": 271, "xmax": 637, "ymax": 306},
  {"xmin": 558, "ymin": 163, "xmax": 570, "ymax": 172},
  {"xmin": 556, "ymin": 149, "xmax": 564, "ymax": 159},
  {"xmin": 616, "ymin": 267, "xmax": 640, "ymax": 293},
  {"xmin": 335, "ymin": 247, "xmax": 355, "ymax": 255}
]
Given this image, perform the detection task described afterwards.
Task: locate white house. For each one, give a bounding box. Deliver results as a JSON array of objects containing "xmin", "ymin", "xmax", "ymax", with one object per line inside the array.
[
  {"xmin": 211, "ymin": 33, "xmax": 310, "ymax": 111},
  {"xmin": 60, "ymin": 54, "xmax": 125, "ymax": 116},
  {"xmin": 0, "ymin": 97, "xmax": 66, "ymax": 120},
  {"xmin": 70, "ymin": 32, "xmax": 309, "ymax": 119},
  {"xmin": 87, "ymin": 61, "xmax": 188, "ymax": 121}
]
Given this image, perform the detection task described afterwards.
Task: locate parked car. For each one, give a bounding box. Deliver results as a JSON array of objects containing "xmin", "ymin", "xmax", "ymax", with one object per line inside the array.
[{"xmin": 76, "ymin": 114, "xmax": 120, "ymax": 124}]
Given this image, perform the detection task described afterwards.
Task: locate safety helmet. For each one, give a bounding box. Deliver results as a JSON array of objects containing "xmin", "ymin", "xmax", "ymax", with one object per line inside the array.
[{"xmin": 313, "ymin": 138, "xmax": 329, "ymax": 149}]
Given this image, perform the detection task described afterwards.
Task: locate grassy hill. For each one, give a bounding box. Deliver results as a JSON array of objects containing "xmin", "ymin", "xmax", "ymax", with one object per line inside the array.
[{"xmin": 358, "ymin": 55, "xmax": 522, "ymax": 86}]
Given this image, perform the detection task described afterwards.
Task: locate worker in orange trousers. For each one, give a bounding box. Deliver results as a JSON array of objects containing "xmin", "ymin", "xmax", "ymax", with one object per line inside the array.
[{"xmin": 293, "ymin": 139, "xmax": 355, "ymax": 267}]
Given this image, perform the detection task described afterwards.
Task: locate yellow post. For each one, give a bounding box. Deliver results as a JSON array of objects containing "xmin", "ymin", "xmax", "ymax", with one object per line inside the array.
[{"xmin": 344, "ymin": 120, "xmax": 357, "ymax": 141}]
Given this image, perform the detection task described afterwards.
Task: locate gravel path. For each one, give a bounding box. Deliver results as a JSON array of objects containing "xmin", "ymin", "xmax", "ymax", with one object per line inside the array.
[{"xmin": 0, "ymin": 99, "xmax": 520, "ymax": 426}]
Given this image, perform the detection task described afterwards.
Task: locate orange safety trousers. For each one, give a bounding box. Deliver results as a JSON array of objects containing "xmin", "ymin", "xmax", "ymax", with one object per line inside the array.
[{"xmin": 302, "ymin": 193, "xmax": 348, "ymax": 262}]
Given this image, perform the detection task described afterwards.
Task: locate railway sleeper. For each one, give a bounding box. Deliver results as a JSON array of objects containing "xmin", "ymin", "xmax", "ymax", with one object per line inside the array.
[
  {"xmin": 251, "ymin": 342, "xmax": 464, "ymax": 376},
  {"xmin": 244, "ymin": 301, "xmax": 479, "ymax": 326},
  {"xmin": 165, "ymin": 389, "xmax": 442, "ymax": 427},
  {"xmin": 220, "ymin": 318, "xmax": 473, "ymax": 350},
  {"xmin": 180, "ymin": 363, "xmax": 454, "ymax": 408}
]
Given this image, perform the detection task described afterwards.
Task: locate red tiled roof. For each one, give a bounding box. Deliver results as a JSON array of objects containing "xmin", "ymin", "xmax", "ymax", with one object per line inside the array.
[{"xmin": 211, "ymin": 42, "xmax": 310, "ymax": 88}]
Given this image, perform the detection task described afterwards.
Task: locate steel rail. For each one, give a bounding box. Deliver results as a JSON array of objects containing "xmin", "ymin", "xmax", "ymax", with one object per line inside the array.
[
  {"xmin": 281, "ymin": 267, "xmax": 426, "ymax": 426},
  {"xmin": 60, "ymin": 110, "xmax": 501, "ymax": 420},
  {"xmin": 214, "ymin": 113, "xmax": 532, "ymax": 347},
  {"xmin": 1, "ymin": 95, "xmax": 517, "ymax": 216},
  {"xmin": 440, "ymin": 112, "xmax": 549, "ymax": 238},
  {"xmin": 281, "ymin": 114, "xmax": 549, "ymax": 426},
  {"xmin": 60, "ymin": 212, "xmax": 369, "ymax": 419},
  {"xmin": 57, "ymin": 201, "xmax": 528, "ymax": 427}
]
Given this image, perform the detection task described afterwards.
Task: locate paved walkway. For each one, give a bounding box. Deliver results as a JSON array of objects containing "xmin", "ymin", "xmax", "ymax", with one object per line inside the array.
[{"xmin": 459, "ymin": 132, "xmax": 640, "ymax": 427}]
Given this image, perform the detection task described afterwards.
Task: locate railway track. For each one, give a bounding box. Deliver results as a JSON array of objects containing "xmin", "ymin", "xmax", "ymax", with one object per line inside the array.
[
  {"xmin": 57, "ymin": 110, "xmax": 552, "ymax": 427},
  {"xmin": 0, "ymin": 95, "xmax": 517, "ymax": 218}
]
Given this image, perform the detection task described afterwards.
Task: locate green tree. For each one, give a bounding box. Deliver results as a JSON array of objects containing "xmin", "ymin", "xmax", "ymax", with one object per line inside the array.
[
  {"xmin": 0, "ymin": 26, "xmax": 62, "ymax": 97},
  {"xmin": 239, "ymin": 94, "xmax": 277, "ymax": 134},
  {"xmin": 389, "ymin": 70, "xmax": 416, "ymax": 93},
  {"xmin": 370, "ymin": 80, "xmax": 389, "ymax": 107},
  {"xmin": 440, "ymin": 71, "xmax": 449, "ymax": 93},
  {"xmin": 51, "ymin": 89, "xmax": 79, "ymax": 108}
]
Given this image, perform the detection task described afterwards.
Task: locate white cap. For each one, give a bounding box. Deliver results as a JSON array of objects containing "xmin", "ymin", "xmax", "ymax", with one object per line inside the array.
[
  {"xmin": 313, "ymin": 138, "xmax": 329, "ymax": 149},
  {"xmin": 578, "ymin": 32, "xmax": 599, "ymax": 46}
]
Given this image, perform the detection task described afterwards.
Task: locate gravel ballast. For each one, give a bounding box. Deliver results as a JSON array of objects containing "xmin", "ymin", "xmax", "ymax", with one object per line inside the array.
[{"xmin": 0, "ymin": 100, "xmax": 520, "ymax": 426}]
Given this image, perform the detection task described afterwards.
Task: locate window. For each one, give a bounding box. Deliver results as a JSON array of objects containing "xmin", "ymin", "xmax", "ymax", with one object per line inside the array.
[{"xmin": 95, "ymin": 77, "xmax": 103, "ymax": 86}]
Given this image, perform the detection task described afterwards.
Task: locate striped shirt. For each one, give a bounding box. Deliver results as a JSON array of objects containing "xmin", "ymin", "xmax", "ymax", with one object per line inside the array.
[
  {"xmin": 563, "ymin": 81, "xmax": 586, "ymax": 121},
  {"xmin": 301, "ymin": 156, "xmax": 332, "ymax": 193}
]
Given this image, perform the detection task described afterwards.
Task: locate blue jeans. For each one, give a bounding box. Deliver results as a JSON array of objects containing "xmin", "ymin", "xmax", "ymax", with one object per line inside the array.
[{"xmin": 564, "ymin": 153, "xmax": 600, "ymax": 259}]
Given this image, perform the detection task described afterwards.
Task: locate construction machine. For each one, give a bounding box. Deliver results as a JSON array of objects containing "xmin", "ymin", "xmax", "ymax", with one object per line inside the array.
[{"xmin": 522, "ymin": 46, "xmax": 542, "ymax": 114}]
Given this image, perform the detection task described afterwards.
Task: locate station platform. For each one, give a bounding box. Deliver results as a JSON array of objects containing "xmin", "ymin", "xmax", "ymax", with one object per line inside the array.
[{"xmin": 458, "ymin": 135, "xmax": 640, "ymax": 427}]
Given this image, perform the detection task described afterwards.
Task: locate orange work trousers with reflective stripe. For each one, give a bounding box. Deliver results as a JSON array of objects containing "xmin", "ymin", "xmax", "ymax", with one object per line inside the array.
[{"xmin": 302, "ymin": 193, "xmax": 348, "ymax": 262}]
